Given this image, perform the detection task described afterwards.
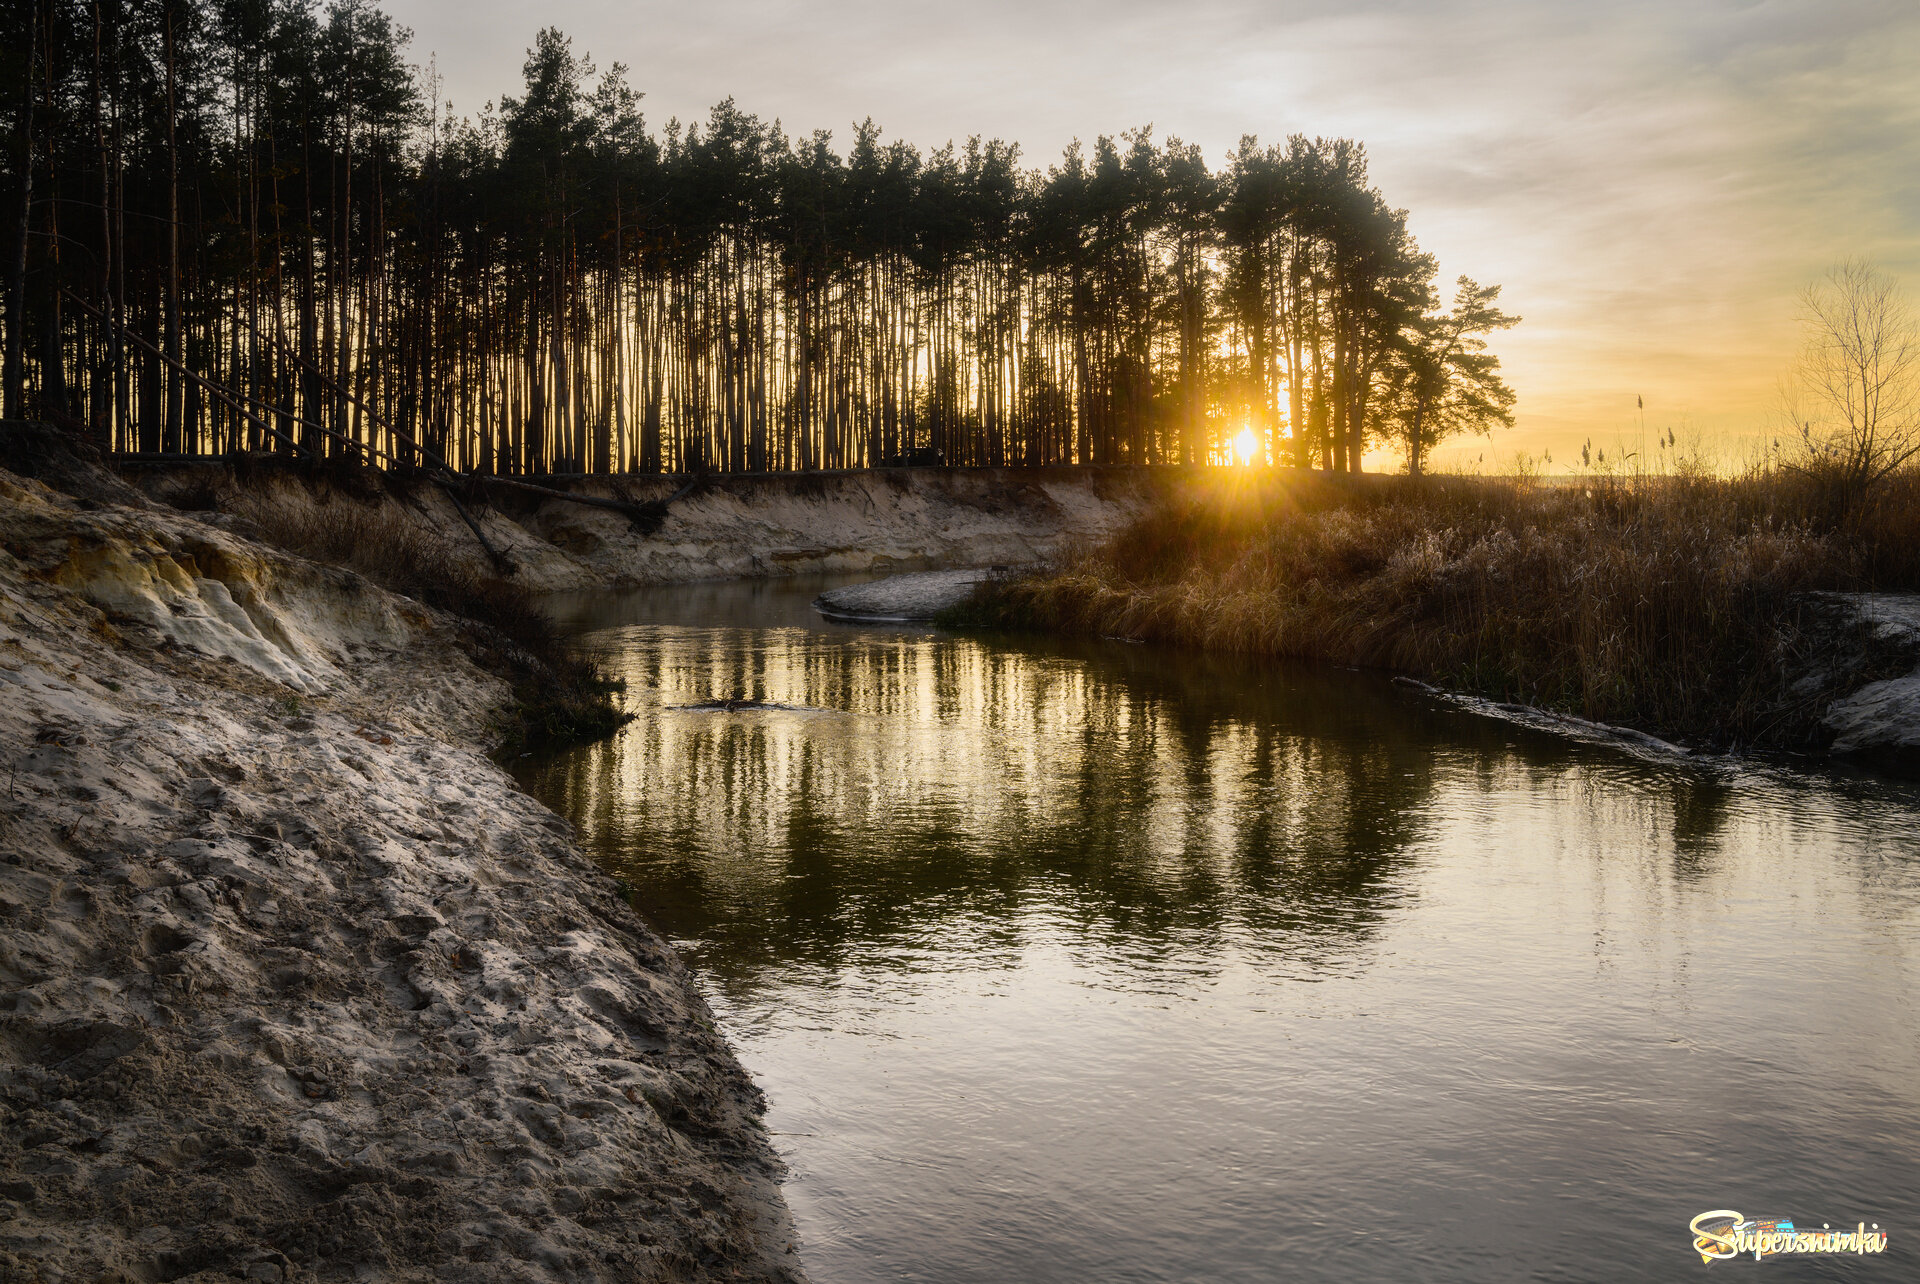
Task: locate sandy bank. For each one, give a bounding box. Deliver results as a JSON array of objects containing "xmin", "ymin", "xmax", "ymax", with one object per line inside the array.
[
  {"xmin": 811, "ymin": 568, "xmax": 1003, "ymax": 621},
  {"xmin": 0, "ymin": 469, "xmax": 805, "ymax": 1282},
  {"xmin": 128, "ymin": 465, "xmax": 1163, "ymax": 593}
]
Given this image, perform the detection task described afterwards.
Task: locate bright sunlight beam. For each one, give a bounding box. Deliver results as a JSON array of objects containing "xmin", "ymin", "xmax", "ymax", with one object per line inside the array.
[{"xmin": 1233, "ymin": 427, "xmax": 1259, "ymax": 466}]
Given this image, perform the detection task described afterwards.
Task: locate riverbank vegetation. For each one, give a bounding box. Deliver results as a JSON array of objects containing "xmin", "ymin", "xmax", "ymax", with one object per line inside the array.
[
  {"xmin": 3, "ymin": 0, "xmax": 1510, "ymax": 476},
  {"xmin": 961, "ymin": 261, "xmax": 1920, "ymax": 750},
  {"xmin": 954, "ymin": 464, "xmax": 1920, "ymax": 748}
]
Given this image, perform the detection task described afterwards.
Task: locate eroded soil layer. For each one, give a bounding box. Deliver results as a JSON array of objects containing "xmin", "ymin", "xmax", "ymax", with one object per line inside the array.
[{"xmin": 132, "ymin": 463, "xmax": 1160, "ymax": 591}]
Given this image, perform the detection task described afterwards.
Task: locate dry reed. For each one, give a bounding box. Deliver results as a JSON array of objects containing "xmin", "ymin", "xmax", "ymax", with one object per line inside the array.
[{"xmin": 961, "ymin": 468, "xmax": 1920, "ymax": 747}]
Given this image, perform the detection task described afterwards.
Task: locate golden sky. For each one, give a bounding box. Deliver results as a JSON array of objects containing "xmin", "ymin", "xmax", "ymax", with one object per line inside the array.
[{"xmin": 396, "ymin": 0, "xmax": 1920, "ymax": 472}]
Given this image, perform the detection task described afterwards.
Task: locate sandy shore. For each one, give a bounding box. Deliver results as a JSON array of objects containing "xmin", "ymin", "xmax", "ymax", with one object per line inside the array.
[
  {"xmin": 811, "ymin": 568, "xmax": 1005, "ymax": 621},
  {"xmin": 0, "ymin": 468, "xmax": 805, "ymax": 1283}
]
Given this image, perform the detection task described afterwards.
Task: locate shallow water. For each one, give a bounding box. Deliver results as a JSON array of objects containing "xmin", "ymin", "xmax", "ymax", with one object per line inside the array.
[{"xmin": 517, "ymin": 574, "xmax": 1920, "ymax": 1282}]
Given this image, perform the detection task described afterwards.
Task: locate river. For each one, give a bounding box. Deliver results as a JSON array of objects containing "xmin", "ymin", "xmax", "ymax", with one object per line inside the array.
[{"xmin": 514, "ymin": 573, "xmax": 1920, "ymax": 1282}]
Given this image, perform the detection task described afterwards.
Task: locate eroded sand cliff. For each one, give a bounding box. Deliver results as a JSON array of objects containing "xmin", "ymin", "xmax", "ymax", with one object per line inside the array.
[
  {"xmin": 139, "ymin": 465, "xmax": 1160, "ymax": 592},
  {"xmin": 0, "ymin": 470, "xmax": 804, "ymax": 1283}
]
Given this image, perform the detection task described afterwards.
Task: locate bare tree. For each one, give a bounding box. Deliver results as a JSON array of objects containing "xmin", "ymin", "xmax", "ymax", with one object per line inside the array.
[{"xmin": 1786, "ymin": 260, "xmax": 1920, "ymax": 499}]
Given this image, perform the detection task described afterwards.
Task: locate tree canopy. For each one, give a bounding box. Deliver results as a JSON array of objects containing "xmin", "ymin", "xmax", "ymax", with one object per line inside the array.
[{"xmin": 1, "ymin": 0, "xmax": 1517, "ymax": 474}]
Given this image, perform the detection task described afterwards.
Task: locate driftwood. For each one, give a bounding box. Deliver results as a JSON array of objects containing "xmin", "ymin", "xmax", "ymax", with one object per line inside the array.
[
  {"xmin": 477, "ymin": 472, "xmax": 696, "ymax": 536},
  {"xmin": 436, "ymin": 481, "xmax": 515, "ymax": 574}
]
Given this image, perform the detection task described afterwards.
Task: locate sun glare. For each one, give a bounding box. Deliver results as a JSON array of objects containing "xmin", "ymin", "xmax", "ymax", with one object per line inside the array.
[{"xmin": 1232, "ymin": 427, "xmax": 1259, "ymax": 466}]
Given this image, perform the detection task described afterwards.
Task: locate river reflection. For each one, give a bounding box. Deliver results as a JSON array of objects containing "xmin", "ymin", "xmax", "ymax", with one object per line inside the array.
[{"xmin": 519, "ymin": 575, "xmax": 1920, "ymax": 1283}]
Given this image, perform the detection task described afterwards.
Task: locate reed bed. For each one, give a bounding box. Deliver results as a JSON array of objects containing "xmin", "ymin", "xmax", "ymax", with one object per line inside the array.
[{"xmin": 961, "ymin": 468, "xmax": 1920, "ymax": 747}]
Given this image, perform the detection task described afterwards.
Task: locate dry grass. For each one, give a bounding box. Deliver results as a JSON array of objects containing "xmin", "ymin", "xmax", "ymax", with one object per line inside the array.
[{"xmin": 959, "ymin": 467, "xmax": 1920, "ymax": 748}]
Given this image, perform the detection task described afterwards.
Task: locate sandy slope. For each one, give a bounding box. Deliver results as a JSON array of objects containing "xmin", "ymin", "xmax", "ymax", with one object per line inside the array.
[
  {"xmin": 139, "ymin": 465, "xmax": 1161, "ymax": 592},
  {"xmin": 0, "ymin": 471, "xmax": 804, "ymax": 1283}
]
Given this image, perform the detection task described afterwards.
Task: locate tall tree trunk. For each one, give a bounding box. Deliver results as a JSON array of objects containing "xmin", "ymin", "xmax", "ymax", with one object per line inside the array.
[
  {"xmin": 4, "ymin": 0, "xmax": 39, "ymax": 420},
  {"xmin": 162, "ymin": 3, "xmax": 183, "ymax": 451},
  {"xmin": 90, "ymin": 0, "xmax": 115, "ymax": 442}
]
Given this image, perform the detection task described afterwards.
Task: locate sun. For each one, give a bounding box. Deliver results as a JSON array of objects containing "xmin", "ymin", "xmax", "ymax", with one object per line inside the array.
[{"xmin": 1232, "ymin": 427, "xmax": 1259, "ymax": 465}]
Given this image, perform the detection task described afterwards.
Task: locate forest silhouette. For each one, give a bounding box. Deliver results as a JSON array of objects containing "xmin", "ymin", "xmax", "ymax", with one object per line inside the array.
[{"xmin": 2, "ymin": 1, "xmax": 1516, "ymax": 475}]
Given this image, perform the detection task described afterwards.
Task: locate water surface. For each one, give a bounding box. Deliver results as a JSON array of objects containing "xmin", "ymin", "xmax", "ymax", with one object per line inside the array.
[{"xmin": 518, "ymin": 575, "xmax": 1920, "ymax": 1282}]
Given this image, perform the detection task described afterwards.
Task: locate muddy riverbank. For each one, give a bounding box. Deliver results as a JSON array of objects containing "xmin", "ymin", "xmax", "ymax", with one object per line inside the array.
[{"xmin": 0, "ymin": 464, "xmax": 806, "ymax": 1283}]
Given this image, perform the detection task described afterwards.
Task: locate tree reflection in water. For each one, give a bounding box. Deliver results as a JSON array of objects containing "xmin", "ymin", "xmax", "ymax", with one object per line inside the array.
[{"xmin": 520, "ymin": 607, "xmax": 1727, "ymax": 994}]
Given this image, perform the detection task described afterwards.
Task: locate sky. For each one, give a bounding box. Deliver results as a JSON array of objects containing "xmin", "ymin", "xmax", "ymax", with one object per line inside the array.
[{"xmin": 387, "ymin": 0, "xmax": 1920, "ymax": 471}]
